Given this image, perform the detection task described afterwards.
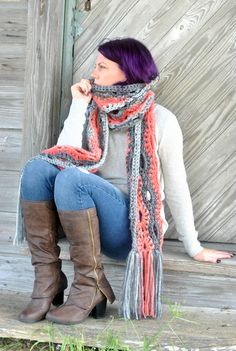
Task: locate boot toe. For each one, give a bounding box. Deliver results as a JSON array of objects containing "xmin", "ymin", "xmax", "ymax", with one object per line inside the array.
[
  {"xmin": 18, "ymin": 299, "xmax": 51, "ymax": 323},
  {"xmin": 46, "ymin": 305, "xmax": 82, "ymax": 325}
]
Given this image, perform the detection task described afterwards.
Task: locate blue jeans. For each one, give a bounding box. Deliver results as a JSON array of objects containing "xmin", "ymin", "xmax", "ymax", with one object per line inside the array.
[{"xmin": 21, "ymin": 159, "xmax": 132, "ymax": 260}]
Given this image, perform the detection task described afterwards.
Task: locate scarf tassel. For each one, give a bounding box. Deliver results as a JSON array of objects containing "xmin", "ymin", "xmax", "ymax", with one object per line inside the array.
[{"xmin": 119, "ymin": 248, "xmax": 163, "ymax": 319}]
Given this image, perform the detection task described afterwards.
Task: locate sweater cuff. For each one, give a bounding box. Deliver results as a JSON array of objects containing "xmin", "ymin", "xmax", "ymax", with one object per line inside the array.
[
  {"xmin": 182, "ymin": 237, "xmax": 203, "ymax": 257},
  {"xmin": 71, "ymin": 98, "xmax": 89, "ymax": 112}
]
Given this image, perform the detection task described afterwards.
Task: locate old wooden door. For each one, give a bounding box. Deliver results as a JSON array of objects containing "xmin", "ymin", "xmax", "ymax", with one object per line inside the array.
[
  {"xmin": 70, "ymin": 0, "xmax": 236, "ymax": 243},
  {"xmin": 0, "ymin": 0, "xmax": 28, "ymax": 243}
]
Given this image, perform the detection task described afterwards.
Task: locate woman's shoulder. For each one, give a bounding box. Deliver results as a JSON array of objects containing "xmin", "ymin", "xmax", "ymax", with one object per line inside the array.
[
  {"xmin": 154, "ymin": 104, "xmax": 178, "ymax": 126},
  {"xmin": 153, "ymin": 104, "xmax": 182, "ymax": 141}
]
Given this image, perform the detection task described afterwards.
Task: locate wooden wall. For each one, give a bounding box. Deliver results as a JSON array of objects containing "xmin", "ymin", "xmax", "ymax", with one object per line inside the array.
[
  {"xmin": 72, "ymin": 0, "xmax": 236, "ymax": 243},
  {"xmin": 0, "ymin": 0, "xmax": 66, "ymax": 244},
  {"xmin": 1, "ymin": 0, "xmax": 235, "ymax": 245},
  {"xmin": 0, "ymin": 0, "xmax": 28, "ymax": 242}
]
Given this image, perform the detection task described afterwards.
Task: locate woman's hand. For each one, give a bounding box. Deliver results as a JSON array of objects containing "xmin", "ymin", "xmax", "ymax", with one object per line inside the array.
[
  {"xmin": 193, "ymin": 247, "xmax": 234, "ymax": 263},
  {"xmin": 71, "ymin": 79, "xmax": 92, "ymax": 104}
]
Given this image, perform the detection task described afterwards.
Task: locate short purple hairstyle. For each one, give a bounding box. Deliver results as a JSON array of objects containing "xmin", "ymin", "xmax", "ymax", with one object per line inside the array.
[{"xmin": 97, "ymin": 37, "xmax": 159, "ymax": 85}]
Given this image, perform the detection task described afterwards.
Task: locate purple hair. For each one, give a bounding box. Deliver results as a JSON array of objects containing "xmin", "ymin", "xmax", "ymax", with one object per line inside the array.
[{"xmin": 97, "ymin": 38, "xmax": 159, "ymax": 85}]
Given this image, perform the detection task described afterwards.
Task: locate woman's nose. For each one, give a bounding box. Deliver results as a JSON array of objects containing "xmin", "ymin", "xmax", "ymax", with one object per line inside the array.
[{"xmin": 91, "ymin": 69, "xmax": 98, "ymax": 79}]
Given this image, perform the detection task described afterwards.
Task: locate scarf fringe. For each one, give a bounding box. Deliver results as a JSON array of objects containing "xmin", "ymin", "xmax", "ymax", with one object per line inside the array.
[{"xmin": 119, "ymin": 248, "xmax": 163, "ymax": 320}]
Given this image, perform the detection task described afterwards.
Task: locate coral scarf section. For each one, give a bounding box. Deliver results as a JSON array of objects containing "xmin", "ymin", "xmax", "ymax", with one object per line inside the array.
[{"xmin": 38, "ymin": 82, "xmax": 164, "ymax": 319}]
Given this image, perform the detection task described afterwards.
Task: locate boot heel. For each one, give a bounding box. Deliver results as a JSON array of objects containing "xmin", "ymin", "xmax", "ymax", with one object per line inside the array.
[
  {"xmin": 91, "ymin": 298, "xmax": 107, "ymax": 319},
  {"xmin": 52, "ymin": 291, "xmax": 64, "ymax": 306}
]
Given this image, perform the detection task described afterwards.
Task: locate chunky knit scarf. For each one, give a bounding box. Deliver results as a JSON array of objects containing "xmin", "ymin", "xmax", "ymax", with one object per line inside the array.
[{"xmin": 38, "ymin": 82, "xmax": 164, "ymax": 319}]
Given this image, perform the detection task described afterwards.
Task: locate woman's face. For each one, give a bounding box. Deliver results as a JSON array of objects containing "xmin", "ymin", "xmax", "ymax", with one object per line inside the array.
[{"xmin": 91, "ymin": 53, "xmax": 127, "ymax": 86}]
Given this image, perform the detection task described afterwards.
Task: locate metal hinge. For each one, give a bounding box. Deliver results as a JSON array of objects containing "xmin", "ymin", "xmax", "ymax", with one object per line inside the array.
[
  {"xmin": 71, "ymin": 8, "xmax": 83, "ymax": 39},
  {"xmin": 71, "ymin": 1, "xmax": 91, "ymax": 40},
  {"xmin": 84, "ymin": 0, "xmax": 91, "ymax": 11}
]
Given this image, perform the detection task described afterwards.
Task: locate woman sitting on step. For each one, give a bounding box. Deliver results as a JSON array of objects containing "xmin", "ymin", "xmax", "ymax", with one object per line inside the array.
[{"xmin": 16, "ymin": 37, "xmax": 234, "ymax": 324}]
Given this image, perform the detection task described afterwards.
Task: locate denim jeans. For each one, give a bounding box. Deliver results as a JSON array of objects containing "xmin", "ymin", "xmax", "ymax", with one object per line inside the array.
[{"xmin": 21, "ymin": 159, "xmax": 132, "ymax": 260}]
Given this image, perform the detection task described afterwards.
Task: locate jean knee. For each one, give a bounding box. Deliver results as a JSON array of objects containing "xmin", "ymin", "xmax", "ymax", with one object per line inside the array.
[
  {"xmin": 21, "ymin": 160, "xmax": 46, "ymax": 192},
  {"xmin": 54, "ymin": 167, "xmax": 81, "ymax": 200},
  {"xmin": 21, "ymin": 159, "xmax": 58, "ymax": 200}
]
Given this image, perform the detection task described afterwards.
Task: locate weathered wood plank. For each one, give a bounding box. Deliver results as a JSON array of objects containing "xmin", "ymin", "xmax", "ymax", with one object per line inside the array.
[
  {"xmin": 0, "ymin": 57, "xmax": 26, "ymax": 82},
  {"xmin": 0, "ymin": 170, "xmax": 19, "ymax": 212},
  {"xmin": 73, "ymin": 0, "xmax": 203, "ymax": 79},
  {"xmin": 73, "ymin": 0, "xmax": 225, "ymax": 81},
  {"xmin": 0, "ymin": 212, "xmax": 16, "ymax": 242},
  {"xmin": 1, "ymin": 239, "xmax": 236, "ymax": 349},
  {"xmin": 1, "ymin": 251, "xmax": 236, "ymax": 309},
  {"xmin": 0, "ymin": 43, "xmax": 26, "ymax": 59},
  {"xmin": 0, "ymin": 129, "xmax": 22, "ymax": 171},
  {"xmin": 156, "ymin": 1, "xmax": 236, "ymax": 108},
  {"xmin": 156, "ymin": 3, "xmax": 236, "ymax": 242},
  {"xmin": 150, "ymin": 0, "xmax": 227, "ymax": 70},
  {"xmin": 4, "ymin": 240, "xmax": 236, "ymax": 277},
  {"xmin": 71, "ymin": 0, "xmax": 236, "ymax": 245},
  {"xmin": 0, "ymin": 0, "xmax": 27, "ymax": 231},
  {"xmin": 22, "ymin": 0, "xmax": 65, "ymax": 162},
  {"xmin": 0, "ymin": 1, "xmax": 27, "ymax": 10},
  {"xmin": 0, "ymin": 9, "xmax": 27, "ymax": 45},
  {"xmin": 0, "ymin": 101, "xmax": 23, "ymax": 129},
  {"xmin": 0, "ymin": 86, "xmax": 24, "ymax": 129},
  {"xmin": 74, "ymin": 0, "xmax": 140, "ymax": 67},
  {"xmin": 7, "ymin": 240, "xmax": 236, "ymax": 288},
  {"xmin": 58, "ymin": 0, "xmax": 77, "ymax": 130},
  {"xmin": 1, "ymin": 291, "xmax": 236, "ymax": 350}
]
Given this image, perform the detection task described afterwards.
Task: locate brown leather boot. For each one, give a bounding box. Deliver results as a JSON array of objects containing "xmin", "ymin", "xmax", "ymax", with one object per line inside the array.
[
  {"xmin": 46, "ymin": 208, "xmax": 115, "ymax": 325},
  {"xmin": 18, "ymin": 201, "xmax": 68, "ymax": 323}
]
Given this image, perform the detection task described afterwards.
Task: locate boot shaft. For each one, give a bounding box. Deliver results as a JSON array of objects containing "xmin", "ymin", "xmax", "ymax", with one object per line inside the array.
[
  {"xmin": 21, "ymin": 200, "xmax": 60, "ymax": 265},
  {"xmin": 59, "ymin": 208, "xmax": 115, "ymax": 304}
]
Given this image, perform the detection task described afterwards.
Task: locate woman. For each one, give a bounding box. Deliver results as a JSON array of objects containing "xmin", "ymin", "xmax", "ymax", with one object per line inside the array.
[{"xmin": 17, "ymin": 38, "xmax": 233, "ymax": 324}]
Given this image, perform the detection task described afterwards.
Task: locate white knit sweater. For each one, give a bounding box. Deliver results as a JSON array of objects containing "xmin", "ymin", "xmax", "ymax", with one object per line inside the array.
[{"xmin": 57, "ymin": 98, "xmax": 203, "ymax": 257}]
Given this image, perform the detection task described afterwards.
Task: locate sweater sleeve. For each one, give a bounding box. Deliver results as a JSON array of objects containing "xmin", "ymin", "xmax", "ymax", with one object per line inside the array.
[
  {"xmin": 156, "ymin": 105, "xmax": 203, "ymax": 257},
  {"xmin": 57, "ymin": 98, "xmax": 89, "ymax": 147}
]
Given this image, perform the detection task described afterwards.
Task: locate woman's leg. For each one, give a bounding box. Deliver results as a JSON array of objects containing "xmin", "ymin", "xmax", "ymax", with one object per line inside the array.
[
  {"xmin": 21, "ymin": 159, "xmax": 60, "ymax": 201},
  {"xmin": 19, "ymin": 160, "xmax": 67, "ymax": 323},
  {"xmin": 46, "ymin": 168, "xmax": 130, "ymax": 324},
  {"xmin": 54, "ymin": 167, "xmax": 132, "ymax": 260}
]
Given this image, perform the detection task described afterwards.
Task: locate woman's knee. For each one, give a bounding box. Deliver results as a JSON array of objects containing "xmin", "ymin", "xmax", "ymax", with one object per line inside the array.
[
  {"xmin": 54, "ymin": 168, "xmax": 95, "ymax": 210},
  {"xmin": 54, "ymin": 168, "xmax": 81, "ymax": 205},
  {"xmin": 21, "ymin": 159, "xmax": 59, "ymax": 200},
  {"xmin": 102, "ymin": 240, "xmax": 132, "ymax": 260},
  {"xmin": 55, "ymin": 168, "xmax": 81, "ymax": 192}
]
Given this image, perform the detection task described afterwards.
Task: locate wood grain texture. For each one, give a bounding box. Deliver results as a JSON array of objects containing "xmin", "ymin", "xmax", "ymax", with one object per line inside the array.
[
  {"xmin": 1, "ymin": 240, "xmax": 236, "ymax": 348},
  {"xmin": 22, "ymin": 0, "xmax": 65, "ymax": 163},
  {"xmin": 0, "ymin": 212, "xmax": 16, "ymax": 242},
  {"xmin": 1, "ymin": 292, "xmax": 236, "ymax": 350},
  {"xmin": 0, "ymin": 129, "xmax": 22, "ymax": 171},
  {"xmin": 0, "ymin": 170, "xmax": 19, "ymax": 213},
  {"xmin": 0, "ymin": 86, "xmax": 24, "ymax": 129},
  {"xmin": 58, "ymin": 0, "xmax": 77, "ymax": 133},
  {"xmin": 2, "ymin": 240, "xmax": 236, "ymax": 306},
  {"xmin": 73, "ymin": 0, "xmax": 236, "ymax": 243},
  {"xmin": 0, "ymin": 0, "xmax": 27, "ymax": 226}
]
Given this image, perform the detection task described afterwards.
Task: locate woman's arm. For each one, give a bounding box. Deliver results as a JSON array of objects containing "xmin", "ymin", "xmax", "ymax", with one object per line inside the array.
[
  {"xmin": 57, "ymin": 79, "xmax": 92, "ymax": 147},
  {"xmin": 156, "ymin": 105, "xmax": 233, "ymax": 263},
  {"xmin": 57, "ymin": 99, "xmax": 88, "ymax": 147}
]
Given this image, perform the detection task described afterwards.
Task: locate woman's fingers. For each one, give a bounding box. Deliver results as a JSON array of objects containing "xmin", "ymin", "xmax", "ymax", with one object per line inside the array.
[
  {"xmin": 193, "ymin": 248, "xmax": 235, "ymax": 263},
  {"xmin": 71, "ymin": 79, "xmax": 92, "ymax": 103},
  {"xmin": 72, "ymin": 79, "xmax": 92, "ymax": 96}
]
